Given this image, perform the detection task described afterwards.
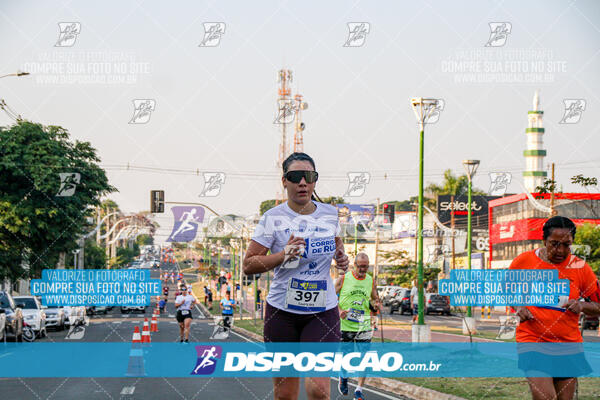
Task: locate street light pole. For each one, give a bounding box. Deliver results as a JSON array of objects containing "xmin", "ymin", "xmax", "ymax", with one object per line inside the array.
[
  {"xmin": 354, "ymin": 219, "xmax": 358, "ymax": 256},
  {"xmin": 411, "ymin": 97, "xmax": 439, "ymax": 342},
  {"xmin": 463, "ymin": 159, "xmax": 480, "ymax": 319}
]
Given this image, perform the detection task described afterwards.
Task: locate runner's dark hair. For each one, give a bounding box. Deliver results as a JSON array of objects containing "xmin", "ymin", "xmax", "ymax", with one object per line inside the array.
[
  {"xmin": 543, "ymin": 215, "xmax": 576, "ymax": 240},
  {"xmin": 282, "ymin": 152, "xmax": 323, "ymax": 202}
]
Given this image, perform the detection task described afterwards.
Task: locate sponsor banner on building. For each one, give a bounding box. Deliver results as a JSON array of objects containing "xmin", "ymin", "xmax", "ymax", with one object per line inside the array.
[
  {"xmin": 450, "ymin": 252, "xmax": 485, "ymax": 269},
  {"xmin": 336, "ymin": 204, "xmax": 375, "ymax": 223},
  {"xmin": 437, "ymin": 195, "xmax": 500, "ymax": 230}
]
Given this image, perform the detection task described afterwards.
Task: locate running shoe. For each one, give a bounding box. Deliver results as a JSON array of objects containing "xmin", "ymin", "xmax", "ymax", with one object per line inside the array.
[
  {"xmin": 338, "ymin": 378, "xmax": 348, "ymax": 396},
  {"xmin": 184, "ymin": 339, "xmax": 189, "ymax": 343},
  {"xmin": 354, "ymin": 390, "xmax": 365, "ymax": 400}
]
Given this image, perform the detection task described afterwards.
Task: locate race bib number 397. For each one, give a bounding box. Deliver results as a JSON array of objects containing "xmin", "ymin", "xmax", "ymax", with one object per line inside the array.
[{"xmin": 285, "ymin": 278, "xmax": 327, "ymax": 312}]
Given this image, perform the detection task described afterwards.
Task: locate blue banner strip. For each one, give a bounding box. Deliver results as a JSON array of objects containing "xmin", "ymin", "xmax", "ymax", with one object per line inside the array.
[{"xmin": 1, "ymin": 342, "xmax": 600, "ymax": 378}]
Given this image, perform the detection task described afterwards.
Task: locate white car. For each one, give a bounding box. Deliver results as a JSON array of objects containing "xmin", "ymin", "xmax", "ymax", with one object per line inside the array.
[
  {"xmin": 140, "ymin": 261, "xmax": 153, "ymax": 269},
  {"xmin": 14, "ymin": 296, "xmax": 47, "ymax": 338},
  {"xmin": 42, "ymin": 305, "xmax": 65, "ymax": 331},
  {"xmin": 0, "ymin": 310, "xmax": 5, "ymax": 341}
]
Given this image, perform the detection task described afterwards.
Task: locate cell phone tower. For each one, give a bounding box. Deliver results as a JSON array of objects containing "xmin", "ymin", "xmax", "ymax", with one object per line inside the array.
[
  {"xmin": 293, "ymin": 94, "xmax": 308, "ymax": 153},
  {"xmin": 276, "ymin": 69, "xmax": 293, "ymax": 203}
]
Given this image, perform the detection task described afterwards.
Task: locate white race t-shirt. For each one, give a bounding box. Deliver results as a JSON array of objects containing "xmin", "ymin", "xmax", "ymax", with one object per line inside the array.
[
  {"xmin": 251, "ymin": 201, "xmax": 341, "ymax": 314},
  {"xmin": 176, "ymin": 294, "xmax": 195, "ymax": 311},
  {"xmin": 410, "ymin": 286, "xmax": 418, "ymax": 306}
]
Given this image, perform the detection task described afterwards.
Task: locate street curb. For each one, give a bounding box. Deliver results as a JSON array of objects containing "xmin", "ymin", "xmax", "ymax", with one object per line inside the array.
[{"xmin": 230, "ymin": 325, "xmax": 467, "ymax": 400}]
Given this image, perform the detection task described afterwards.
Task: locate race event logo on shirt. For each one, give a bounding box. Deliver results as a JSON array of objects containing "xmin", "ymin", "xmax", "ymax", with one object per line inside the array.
[
  {"xmin": 191, "ymin": 345, "xmax": 222, "ymax": 375},
  {"xmin": 304, "ymin": 237, "xmax": 336, "ymax": 257}
]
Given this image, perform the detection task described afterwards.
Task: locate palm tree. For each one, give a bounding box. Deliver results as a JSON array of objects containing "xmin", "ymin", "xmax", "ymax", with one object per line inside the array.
[{"xmin": 425, "ymin": 169, "xmax": 486, "ymax": 208}]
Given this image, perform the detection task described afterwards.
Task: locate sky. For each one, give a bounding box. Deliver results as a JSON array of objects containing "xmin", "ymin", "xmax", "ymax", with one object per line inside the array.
[{"xmin": 1, "ymin": 0, "xmax": 599, "ymax": 241}]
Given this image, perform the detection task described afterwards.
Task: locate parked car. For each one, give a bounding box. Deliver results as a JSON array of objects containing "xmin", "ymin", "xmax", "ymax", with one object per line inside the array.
[
  {"xmin": 42, "ymin": 305, "xmax": 65, "ymax": 331},
  {"xmin": 14, "ymin": 296, "xmax": 46, "ymax": 338},
  {"xmin": 383, "ymin": 287, "xmax": 405, "ymax": 306},
  {"xmin": 0, "ymin": 309, "xmax": 5, "ymax": 341},
  {"xmin": 121, "ymin": 305, "xmax": 146, "ymax": 314},
  {"xmin": 86, "ymin": 306, "xmax": 108, "ymax": 315},
  {"xmin": 389, "ymin": 288, "xmax": 412, "ymax": 315},
  {"xmin": 0, "ymin": 291, "xmax": 24, "ymax": 341},
  {"xmin": 424, "ymin": 293, "xmax": 451, "ymax": 315}
]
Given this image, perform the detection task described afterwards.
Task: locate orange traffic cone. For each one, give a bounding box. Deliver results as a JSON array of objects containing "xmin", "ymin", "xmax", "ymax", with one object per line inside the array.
[
  {"xmin": 131, "ymin": 326, "xmax": 142, "ymax": 343},
  {"xmin": 142, "ymin": 318, "xmax": 151, "ymax": 344},
  {"xmin": 151, "ymin": 315, "xmax": 158, "ymax": 332},
  {"xmin": 126, "ymin": 326, "xmax": 145, "ymax": 377}
]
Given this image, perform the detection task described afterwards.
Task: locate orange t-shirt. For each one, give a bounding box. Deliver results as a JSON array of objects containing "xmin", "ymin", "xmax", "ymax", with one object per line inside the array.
[{"xmin": 509, "ymin": 250, "xmax": 600, "ymax": 342}]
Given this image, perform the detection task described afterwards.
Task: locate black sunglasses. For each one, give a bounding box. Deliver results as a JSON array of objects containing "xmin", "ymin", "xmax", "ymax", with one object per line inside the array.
[{"xmin": 284, "ymin": 170, "xmax": 319, "ymax": 184}]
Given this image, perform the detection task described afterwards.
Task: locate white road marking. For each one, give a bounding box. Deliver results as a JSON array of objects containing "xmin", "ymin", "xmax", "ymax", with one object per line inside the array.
[{"xmin": 120, "ymin": 386, "xmax": 135, "ymax": 395}]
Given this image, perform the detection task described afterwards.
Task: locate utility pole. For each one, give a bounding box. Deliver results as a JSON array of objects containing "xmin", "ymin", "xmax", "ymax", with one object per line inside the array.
[
  {"xmin": 413, "ymin": 203, "xmax": 418, "ymax": 264},
  {"xmin": 550, "ymin": 163, "xmax": 557, "ymax": 216},
  {"xmin": 374, "ymin": 198, "xmax": 380, "ymax": 283},
  {"xmin": 105, "ymin": 209, "xmax": 111, "ymax": 261},
  {"xmin": 450, "ymin": 194, "xmax": 455, "ymax": 270},
  {"xmin": 96, "ymin": 207, "xmax": 101, "ymax": 244}
]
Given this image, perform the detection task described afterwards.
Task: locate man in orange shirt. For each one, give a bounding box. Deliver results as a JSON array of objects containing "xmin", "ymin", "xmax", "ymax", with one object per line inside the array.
[{"xmin": 509, "ymin": 216, "xmax": 600, "ymax": 399}]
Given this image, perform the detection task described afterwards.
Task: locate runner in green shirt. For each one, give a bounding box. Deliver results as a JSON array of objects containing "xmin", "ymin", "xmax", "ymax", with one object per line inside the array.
[{"xmin": 335, "ymin": 252, "xmax": 381, "ymax": 400}]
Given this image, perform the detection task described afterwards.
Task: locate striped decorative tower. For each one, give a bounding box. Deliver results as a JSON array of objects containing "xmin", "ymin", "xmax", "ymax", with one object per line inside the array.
[{"xmin": 523, "ymin": 90, "xmax": 547, "ymax": 192}]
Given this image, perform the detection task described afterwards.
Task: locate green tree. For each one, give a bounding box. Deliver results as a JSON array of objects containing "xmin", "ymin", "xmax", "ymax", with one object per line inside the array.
[
  {"xmin": 319, "ymin": 196, "xmax": 345, "ymax": 205},
  {"xmin": 384, "ymin": 197, "xmax": 419, "ymax": 211},
  {"xmin": 260, "ymin": 199, "xmax": 277, "ymax": 215},
  {"xmin": 83, "ymin": 239, "xmax": 107, "ymax": 268},
  {"xmin": 0, "ymin": 121, "xmax": 116, "ymax": 281},
  {"xmin": 135, "ymin": 234, "xmax": 153, "ymax": 246},
  {"xmin": 573, "ymin": 223, "xmax": 600, "ymax": 274},
  {"xmin": 425, "ymin": 169, "xmax": 486, "ymax": 208}
]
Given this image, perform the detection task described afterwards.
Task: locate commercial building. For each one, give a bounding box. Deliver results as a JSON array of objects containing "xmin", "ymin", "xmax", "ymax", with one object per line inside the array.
[{"xmin": 488, "ymin": 193, "xmax": 600, "ymax": 268}]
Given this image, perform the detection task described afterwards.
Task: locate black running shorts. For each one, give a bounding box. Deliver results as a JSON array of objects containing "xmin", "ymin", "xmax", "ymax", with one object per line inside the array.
[{"xmin": 263, "ymin": 301, "xmax": 341, "ymax": 342}]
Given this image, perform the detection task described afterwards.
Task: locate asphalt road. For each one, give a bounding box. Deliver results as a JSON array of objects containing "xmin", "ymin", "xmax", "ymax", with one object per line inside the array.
[{"xmin": 1, "ymin": 264, "xmax": 408, "ymax": 400}]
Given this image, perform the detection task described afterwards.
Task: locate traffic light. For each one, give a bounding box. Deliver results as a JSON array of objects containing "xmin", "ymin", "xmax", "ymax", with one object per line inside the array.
[
  {"xmin": 383, "ymin": 203, "xmax": 395, "ymax": 224},
  {"xmin": 150, "ymin": 190, "xmax": 164, "ymax": 213}
]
